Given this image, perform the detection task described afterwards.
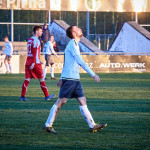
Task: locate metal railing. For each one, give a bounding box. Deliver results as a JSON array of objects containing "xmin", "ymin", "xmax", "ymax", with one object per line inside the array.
[
  {"xmin": 88, "ymin": 34, "xmax": 116, "ymax": 50},
  {"xmin": 10, "ymin": 51, "xmax": 150, "ymax": 55}
]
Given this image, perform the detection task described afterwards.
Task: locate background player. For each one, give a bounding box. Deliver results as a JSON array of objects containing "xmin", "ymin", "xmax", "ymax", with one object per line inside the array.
[
  {"xmin": 1, "ymin": 36, "xmax": 13, "ymax": 73},
  {"xmin": 41, "ymin": 23, "xmax": 50, "ymax": 52},
  {"xmin": 43, "ymin": 35, "xmax": 59, "ymax": 80},
  {"xmin": 20, "ymin": 26, "xmax": 55, "ymax": 101},
  {"xmin": 43, "ymin": 26, "xmax": 107, "ymax": 133}
]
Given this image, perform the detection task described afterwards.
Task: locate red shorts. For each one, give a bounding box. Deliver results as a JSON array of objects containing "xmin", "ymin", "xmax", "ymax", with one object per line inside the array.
[{"xmin": 25, "ymin": 64, "xmax": 44, "ymax": 79}]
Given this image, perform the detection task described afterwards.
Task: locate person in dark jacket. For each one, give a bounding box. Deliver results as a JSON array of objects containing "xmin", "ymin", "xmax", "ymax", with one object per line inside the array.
[{"xmin": 41, "ymin": 23, "xmax": 50, "ymax": 52}]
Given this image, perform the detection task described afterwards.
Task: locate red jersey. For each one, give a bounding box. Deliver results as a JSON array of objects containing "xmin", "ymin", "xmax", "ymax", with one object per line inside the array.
[{"xmin": 26, "ymin": 37, "xmax": 41, "ymax": 66}]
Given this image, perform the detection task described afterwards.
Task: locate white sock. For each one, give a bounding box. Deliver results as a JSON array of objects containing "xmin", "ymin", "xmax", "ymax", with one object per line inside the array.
[
  {"xmin": 45, "ymin": 104, "xmax": 58, "ymax": 127},
  {"xmin": 51, "ymin": 66, "xmax": 54, "ymax": 78},
  {"xmin": 9, "ymin": 64, "xmax": 12, "ymax": 73},
  {"xmin": 43, "ymin": 67, "xmax": 47, "ymax": 78},
  {"xmin": 5, "ymin": 63, "xmax": 9, "ymax": 72},
  {"xmin": 79, "ymin": 105, "xmax": 95, "ymax": 128}
]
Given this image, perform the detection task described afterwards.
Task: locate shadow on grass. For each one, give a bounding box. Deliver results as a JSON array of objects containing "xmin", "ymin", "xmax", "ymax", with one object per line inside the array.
[
  {"xmin": 0, "ymin": 96, "xmax": 150, "ymax": 113},
  {"xmin": 0, "ymin": 144, "xmax": 108, "ymax": 150},
  {"xmin": 0, "ymin": 96, "xmax": 56, "ymax": 110}
]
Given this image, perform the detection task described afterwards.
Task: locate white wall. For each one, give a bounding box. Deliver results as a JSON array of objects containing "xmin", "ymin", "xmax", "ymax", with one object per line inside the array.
[
  {"xmin": 0, "ymin": 55, "xmax": 19, "ymax": 73},
  {"xmin": 109, "ymin": 23, "xmax": 150, "ymax": 54}
]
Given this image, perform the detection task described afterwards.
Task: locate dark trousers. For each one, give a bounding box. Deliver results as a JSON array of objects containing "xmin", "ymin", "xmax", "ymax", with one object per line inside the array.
[{"xmin": 41, "ymin": 41, "xmax": 47, "ymax": 52}]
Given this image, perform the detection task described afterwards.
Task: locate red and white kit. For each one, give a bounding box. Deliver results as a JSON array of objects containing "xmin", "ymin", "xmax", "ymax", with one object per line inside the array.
[
  {"xmin": 21, "ymin": 36, "xmax": 50, "ymax": 98},
  {"xmin": 25, "ymin": 37, "xmax": 43, "ymax": 79}
]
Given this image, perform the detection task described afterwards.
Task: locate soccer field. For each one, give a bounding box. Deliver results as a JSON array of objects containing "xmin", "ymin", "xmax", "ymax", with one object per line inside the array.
[{"xmin": 0, "ymin": 73, "xmax": 150, "ymax": 150}]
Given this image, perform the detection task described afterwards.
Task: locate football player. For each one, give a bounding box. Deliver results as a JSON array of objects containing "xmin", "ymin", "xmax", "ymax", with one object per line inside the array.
[
  {"xmin": 43, "ymin": 26, "xmax": 107, "ymax": 133},
  {"xmin": 43, "ymin": 35, "xmax": 59, "ymax": 80},
  {"xmin": 1, "ymin": 36, "xmax": 13, "ymax": 73},
  {"xmin": 20, "ymin": 26, "xmax": 55, "ymax": 101}
]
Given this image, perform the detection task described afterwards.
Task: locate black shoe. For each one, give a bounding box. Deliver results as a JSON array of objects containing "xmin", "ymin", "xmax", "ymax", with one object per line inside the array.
[
  {"xmin": 51, "ymin": 77, "xmax": 56, "ymax": 80},
  {"xmin": 43, "ymin": 125, "xmax": 57, "ymax": 133},
  {"xmin": 44, "ymin": 77, "xmax": 48, "ymax": 80},
  {"xmin": 90, "ymin": 123, "xmax": 107, "ymax": 132}
]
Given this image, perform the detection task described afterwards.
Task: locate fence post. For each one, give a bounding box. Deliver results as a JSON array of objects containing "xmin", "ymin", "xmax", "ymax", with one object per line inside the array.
[
  {"xmin": 11, "ymin": 9, "xmax": 14, "ymax": 42},
  {"xmin": 86, "ymin": 11, "xmax": 90, "ymax": 40}
]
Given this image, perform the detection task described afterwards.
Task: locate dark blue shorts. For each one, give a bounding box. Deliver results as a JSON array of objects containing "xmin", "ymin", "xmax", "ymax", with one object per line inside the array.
[{"xmin": 59, "ymin": 80, "xmax": 84, "ymax": 99}]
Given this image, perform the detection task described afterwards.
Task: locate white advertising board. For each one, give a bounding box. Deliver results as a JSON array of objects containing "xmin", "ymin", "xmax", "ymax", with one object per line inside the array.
[{"xmin": 0, "ymin": 55, "xmax": 19, "ymax": 74}]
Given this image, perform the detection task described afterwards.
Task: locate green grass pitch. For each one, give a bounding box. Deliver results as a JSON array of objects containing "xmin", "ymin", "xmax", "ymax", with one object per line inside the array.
[{"xmin": 0, "ymin": 73, "xmax": 150, "ymax": 150}]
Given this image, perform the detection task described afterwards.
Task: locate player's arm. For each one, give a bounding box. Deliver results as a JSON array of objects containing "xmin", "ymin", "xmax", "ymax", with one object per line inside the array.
[
  {"xmin": 57, "ymin": 79, "xmax": 62, "ymax": 87},
  {"xmin": 75, "ymin": 54, "xmax": 94, "ymax": 76},
  {"xmin": 75, "ymin": 55, "xmax": 100, "ymax": 82},
  {"xmin": 29, "ymin": 63, "xmax": 35, "ymax": 70},
  {"xmin": 10, "ymin": 42, "xmax": 13, "ymax": 55},
  {"xmin": 1, "ymin": 50, "xmax": 6, "ymax": 56},
  {"xmin": 1, "ymin": 52, "xmax": 4, "ymax": 56},
  {"xmin": 72, "ymin": 44, "xmax": 100, "ymax": 83},
  {"xmin": 50, "ymin": 43, "xmax": 59, "ymax": 58},
  {"xmin": 28, "ymin": 41, "xmax": 36, "ymax": 70},
  {"xmin": 1, "ymin": 46, "xmax": 6, "ymax": 55}
]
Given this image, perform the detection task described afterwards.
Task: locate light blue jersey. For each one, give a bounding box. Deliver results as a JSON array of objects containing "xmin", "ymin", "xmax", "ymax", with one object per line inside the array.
[
  {"xmin": 61, "ymin": 39, "xmax": 95, "ymax": 80},
  {"xmin": 2, "ymin": 41, "xmax": 13, "ymax": 56},
  {"xmin": 43, "ymin": 41, "xmax": 56, "ymax": 55}
]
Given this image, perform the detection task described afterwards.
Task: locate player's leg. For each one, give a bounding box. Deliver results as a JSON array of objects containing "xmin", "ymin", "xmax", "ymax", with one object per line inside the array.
[
  {"xmin": 49, "ymin": 56, "xmax": 56, "ymax": 80},
  {"xmin": 77, "ymin": 97, "xmax": 107, "ymax": 132},
  {"xmin": 77, "ymin": 97, "xmax": 96, "ymax": 128},
  {"xmin": 30, "ymin": 64, "xmax": 55, "ymax": 100},
  {"xmin": 8, "ymin": 57, "xmax": 12, "ymax": 73},
  {"xmin": 4, "ymin": 58, "xmax": 9, "ymax": 73},
  {"xmin": 44, "ymin": 79, "xmax": 74, "ymax": 133},
  {"xmin": 75, "ymin": 81, "xmax": 107, "ymax": 132},
  {"xmin": 50, "ymin": 64, "xmax": 56, "ymax": 79},
  {"xmin": 20, "ymin": 65, "xmax": 32, "ymax": 101},
  {"xmin": 73, "ymin": 81, "xmax": 95, "ymax": 128},
  {"xmin": 43, "ymin": 65, "xmax": 47, "ymax": 79},
  {"xmin": 39, "ymin": 78, "xmax": 55, "ymax": 100},
  {"xmin": 44, "ymin": 97, "xmax": 68, "ymax": 133},
  {"xmin": 43, "ymin": 54, "xmax": 48, "ymax": 79},
  {"xmin": 50, "ymin": 64, "xmax": 54, "ymax": 78},
  {"xmin": 20, "ymin": 78, "xmax": 30, "ymax": 101}
]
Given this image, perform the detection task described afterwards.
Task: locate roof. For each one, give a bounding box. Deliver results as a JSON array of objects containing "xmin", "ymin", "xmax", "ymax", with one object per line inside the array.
[
  {"xmin": 53, "ymin": 20, "xmax": 103, "ymax": 53},
  {"xmin": 109, "ymin": 21, "xmax": 150, "ymax": 50},
  {"xmin": 127, "ymin": 21, "xmax": 150, "ymax": 40}
]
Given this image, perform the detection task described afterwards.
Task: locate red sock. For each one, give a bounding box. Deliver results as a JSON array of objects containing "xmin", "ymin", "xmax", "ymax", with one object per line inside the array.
[
  {"xmin": 21, "ymin": 80, "xmax": 29, "ymax": 97},
  {"xmin": 40, "ymin": 81, "xmax": 49, "ymax": 97}
]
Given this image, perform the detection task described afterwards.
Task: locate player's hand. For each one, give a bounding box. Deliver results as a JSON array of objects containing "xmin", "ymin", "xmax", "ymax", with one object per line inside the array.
[
  {"xmin": 29, "ymin": 63, "xmax": 35, "ymax": 70},
  {"xmin": 57, "ymin": 79, "xmax": 62, "ymax": 87},
  {"xmin": 93, "ymin": 74, "xmax": 100, "ymax": 83}
]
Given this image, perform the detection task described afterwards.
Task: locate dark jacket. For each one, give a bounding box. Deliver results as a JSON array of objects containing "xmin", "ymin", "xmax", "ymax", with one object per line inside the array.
[{"xmin": 41, "ymin": 28, "xmax": 50, "ymax": 42}]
